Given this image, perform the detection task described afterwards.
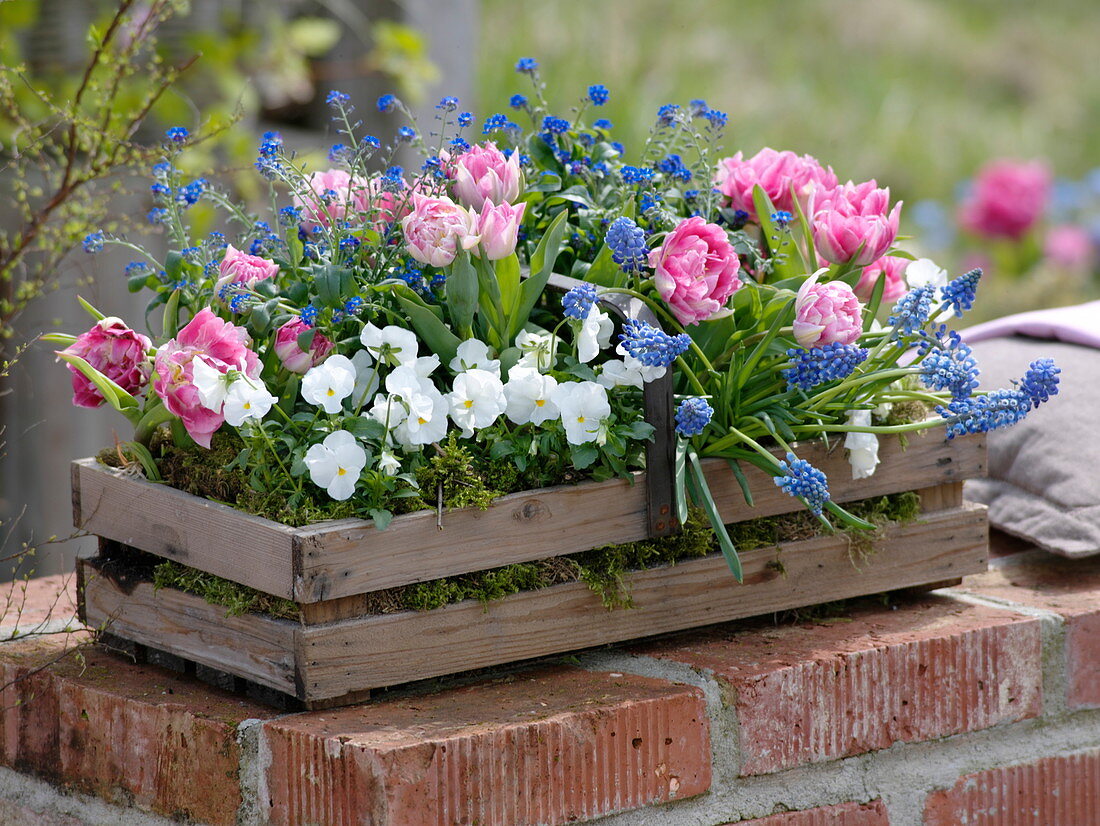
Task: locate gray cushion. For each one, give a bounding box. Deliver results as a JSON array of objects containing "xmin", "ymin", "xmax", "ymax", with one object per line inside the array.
[{"xmin": 964, "ymin": 336, "xmax": 1100, "ymax": 558}]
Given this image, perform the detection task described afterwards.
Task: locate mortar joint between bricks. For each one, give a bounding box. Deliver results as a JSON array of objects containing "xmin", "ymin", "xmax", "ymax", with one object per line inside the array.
[
  {"xmin": 576, "ymin": 650, "xmax": 742, "ymax": 784},
  {"xmin": 941, "ymin": 589, "xmax": 1070, "ymax": 718}
]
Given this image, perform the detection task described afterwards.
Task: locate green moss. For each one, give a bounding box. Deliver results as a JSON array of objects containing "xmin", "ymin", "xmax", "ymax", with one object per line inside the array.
[
  {"xmin": 152, "ymin": 561, "xmax": 299, "ymax": 620},
  {"xmin": 415, "ymin": 432, "xmax": 502, "ymax": 511}
]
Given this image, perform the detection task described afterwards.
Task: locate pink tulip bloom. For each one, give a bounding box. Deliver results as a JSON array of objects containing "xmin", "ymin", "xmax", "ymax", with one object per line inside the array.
[
  {"xmin": 293, "ymin": 169, "xmax": 367, "ymax": 228},
  {"xmin": 715, "ymin": 148, "xmax": 837, "ymax": 220},
  {"xmin": 1044, "ymin": 224, "xmax": 1095, "ymax": 271},
  {"xmin": 451, "ymin": 142, "xmax": 524, "ymax": 210},
  {"xmin": 959, "ymin": 159, "xmax": 1050, "ymax": 240},
  {"xmin": 793, "ymin": 273, "xmax": 863, "ymax": 348},
  {"xmin": 649, "ymin": 216, "xmax": 742, "ymax": 326},
  {"xmin": 854, "ymin": 255, "xmax": 910, "ymax": 303},
  {"xmin": 812, "ymin": 180, "xmax": 901, "ymax": 267},
  {"xmin": 274, "ymin": 319, "xmax": 334, "ymax": 374},
  {"xmin": 60, "ymin": 317, "xmax": 152, "ymax": 408},
  {"xmin": 214, "ymin": 244, "xmax": 278, "ymax": 302},
  {"xmin": 153, "ymin": 308, "xmax": 261, "ymax": 448},
  {"xmin": 400, "ymin": 192, "xmax": 480, "ymax": 268},
  {"xmin": 474, "ymin": 201, "xmax": 526, "ymax": 260}
]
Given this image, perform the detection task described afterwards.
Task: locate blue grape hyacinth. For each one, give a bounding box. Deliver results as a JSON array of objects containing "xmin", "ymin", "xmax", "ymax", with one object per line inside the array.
[
  {"xmin": 783, "ymin": 343, "xmax": 869, "ymax": 391},
  {"xmin": 675, "ymin": 397, "xmax": 713, "ymax": 437},
  {"xmin": 774, "ymin": 453, "xmax": 831, "ymax": 515},
  {"xmin": 619, "ymin": 318, "xmax": 691, "ymax": 367},
  {"xmin": 605, "ymin": 217, "xmax": 649, "ymax": 273},
  {"xmin": 562, "ymin": 282, "xmax": 598, "ymax": 320}
]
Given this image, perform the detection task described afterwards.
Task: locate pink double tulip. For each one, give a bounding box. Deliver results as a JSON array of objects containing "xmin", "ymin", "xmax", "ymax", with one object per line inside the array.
[
  {"xmin": 649, "ymin": 216, "xmax": 742, "ymax": 326},
  {"xmin": 958, "ymin": 159, "xmax": 1050, "ymax": 240},
  {"xmin": 153, "ymin": 308, "xmax": 262, "ymax": 448},
  {"xmin": 812, "ymin": 181, "xmax": 901, "ymax": 267},
  {"xmin": 474, "ymin": 201, "xmax": 526, "ymax": 260},
  {"xmin": 854, "ymin": 255, "xmax": 910, "ymax": 303},
  {"xmin": 61, "ymin": 318, "xmax": 152, "ymax": 408},
  {"xmin": 793, "ymin": 274, "xmax": 863, "ymax": 348},
  {"xmin": 274, "ymin": 319, "xmax": 334, "ymax": 374},
  {"xmin": 715, "ymin": 148, "xmax": 837, "ymax": 220},
  {"xmin": 293, "ymin": 169, "xmax": 367, "ymax": 228},
  {"xmin": 451, "ymin": 142, "xmax": 524, "ymax": 210},
  {"xmin": 400, "ymin": 193, "xmax": 480, "ymax": 268},
  {"xmin": 215, "ymin": 245, "xmax": 278, "ymax": 301}
]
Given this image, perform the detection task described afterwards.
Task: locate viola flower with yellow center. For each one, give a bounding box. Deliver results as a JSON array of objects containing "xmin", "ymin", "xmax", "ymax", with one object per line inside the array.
[
  {"xmin": 553, "ymin": 380, "xmax": 611, "ymax": 445},
  {"xmin": 301, "ymin": 354, "xmax": 356, "ymax": 414},
  {"xmin": 303, "ymin": 430, "xmax": 367, "ymax": 501},
  {"xmin": 503, "ymin": 366, "xmax": 559, "ymax": 425}
]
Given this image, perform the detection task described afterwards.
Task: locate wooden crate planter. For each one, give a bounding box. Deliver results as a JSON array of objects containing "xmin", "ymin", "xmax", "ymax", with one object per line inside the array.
[{"xmin": 75, "ymin": 432, "xmax": 988, "ymax": 708}]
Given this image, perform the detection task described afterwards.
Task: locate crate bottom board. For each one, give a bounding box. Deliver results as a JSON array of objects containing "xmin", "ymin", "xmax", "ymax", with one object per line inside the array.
[{"xmin": 78, "ymin": 502, "xmax": 988, "ymax": 707}]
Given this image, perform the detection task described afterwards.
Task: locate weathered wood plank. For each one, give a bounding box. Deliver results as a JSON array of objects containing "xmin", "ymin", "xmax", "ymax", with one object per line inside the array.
[
  {"xmin": 297, "ymin": 503, "xmax": 988, "ymax": 699},
  {"xmin": 292, "ymin": 474, "xmax": 650, "ymax": 602},
  {"xmin": 701, "ymin": 432, "xmax": 985, "ymax": 523},
  {"xmin": 79, "ymin": 558, "xmax": 300, "ymax": 695},
  {"xmin": 72, "ymin": 459, "xmax": 298, "ymax": 599},
  {"xmin": 916, "ymin": 482, "xmax": 965, "ymax": 512}
]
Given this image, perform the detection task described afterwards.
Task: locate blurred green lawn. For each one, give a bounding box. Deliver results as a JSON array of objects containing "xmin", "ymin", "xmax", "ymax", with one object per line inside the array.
[{"xmin": 476, "ymin": 0, "xmax": 1099, "ymax": 205}]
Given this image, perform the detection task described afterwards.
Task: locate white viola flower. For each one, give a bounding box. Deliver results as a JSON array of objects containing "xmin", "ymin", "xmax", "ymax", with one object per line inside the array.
[
  {"xmin": 449, "ymin": 338, "xmax": 501, "ymax": 377},
  {"xmin": 577, "ymin": 307, "xmax": 614, "ymax": 364},
  {"xmin": 554, "ymin": 380, "xmax": 611, "ymax": 445},
  {"xmin": 367, "ymin": 393, "xmax": 408, "ymax": 435},
  {"xmin": 359, "ymin": 322, "xmax": 419, "ymax": 366},
  {"xmin": 515, "ymin": 329, "xmax": 558, "ymax": 372},
  {"xmin": 448, "ymin": 368, "xmax": 506, "ymax": 436},
  {"xmin": 617, "ymin": 344, "xmax": 666, "ymax": 382},
  {"xmin": 191, "ymin": 357, "xmax": 232, "ymax": 412},
  {"xmin": 905, "ymin": 258, "xmax": 949, "ymax": 289},
  {"xmin": 597, "ymin": 359, "xmax": 643, "ymax": 389},
  {"xmin": 394, "ymin": 387, "xmax": 449, "ymax": 445},
  {"xmin": 381, "ymin": 366, "xmax": 450, "ymax": 446},
  {"xmin": 350, "ymin": 350, "xmax": 380, "ymax": 409},
  {"xmin": 301, "ymin": 354, "xmax": 356, "ymax": 414},
  {"xmin": 303, "ymin": 430, "xmax": 367, "ymax": 501},
  {"xmin": 844, "ymin": 409, "xmax": 880, "ymax": 480},
  {"xmin": 411, "ymin": 354, "xmax": 441, "ymax": 378},
  {"xmin": 504, "ymin": 367, "xmax": 559, "ymax": 425},
  {"xmin": 377, "ymin": 449, "xmax": 401, "ymax": 476},
  {"xmin": 223, "ymin": 377, "xmax": 277, "ymax": 426}
]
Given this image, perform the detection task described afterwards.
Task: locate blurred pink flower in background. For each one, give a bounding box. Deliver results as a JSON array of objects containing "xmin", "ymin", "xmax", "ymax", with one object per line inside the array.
[
  {"xmin": 293, "ymin": 169, "xmax": 367, "ymax": 228},
  {"xmin": 715, "ymin": 148, "xmax": 836, "ymax": 220},
  {"xmin": 958, "ymin": 159, "xmax": 1051, "ymax": 240},
  {"xmin": 60, "ymin": 318, "xmax": 152, "ymax": 408},
  {"xmin": 1044, "ymin": 224, "xmax": 1096, "ymax": 271},
  {"xmin": 855, "ymin": 255, "xmax": 910, "ymax": 303}
]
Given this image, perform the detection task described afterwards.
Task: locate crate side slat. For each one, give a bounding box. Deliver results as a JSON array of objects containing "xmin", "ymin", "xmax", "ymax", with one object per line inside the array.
[
  {"xmin": 79, "ymin": 559, "xmax": 299, "ymax": 695},
  {"xmin": 702, "ymin": 432, "xmax": 986, "ymax": 523},
  {"xmin": 298, "ymin": 503, "xmax": 988, "ymax": 699},
  {"xmin": 73, "ymin": 459, "xmax": 297, "ymax": 599},
  {"xmin": 293, "ymin": 474, "xmax": 650, "ymax": 602}
]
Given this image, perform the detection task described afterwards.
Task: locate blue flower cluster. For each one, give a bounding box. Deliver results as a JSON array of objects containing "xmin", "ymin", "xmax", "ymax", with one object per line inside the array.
[
  {"xmin": 299, "ymin": 305, "xmax": 319, "ymax": 326},
  {"xmin": 621, "ymin": 166, "xmax": 655, "ymax": 185},
  {"xmin": 657, "ymin": 154, "xmax": 692, "ymax": 183},
  {"xmin": 619, "ymin": 318, "xmax": 691, "ymax": 367},
  {"xmin": 605, "ymin": 217, "xmax": 649, "ymax": 273},
  {"xmin": 770, "ymin": 210, "xmax": 793, "ymax": 227},
  {"xmin": 326, "ymin": 90, "xmax": 351, "ymax": 109},
  {"xmin": 165, "ymin": 126, "xmax": 189, "ymax": 144},
  {"xmin": 509, "ymin": 94, "xmax": 527, "ymax": 109},
  {"xmin": 515, "ymin": 57, "xmax": 538, "ymax": 74},
  {"xmin": 656, "ymin": 103, "xmax": 680, "ymax": 126},
  {"xmin": 774, "ymin": 453, "xmax": 831, "ymax": 514},
  {"xmin": 436, "ymin": 96, "xmax": 459, "ymax": 112},
  {"xmin": 541, "ymin": 115, "xmax": 570, "ymax": 135},
  {"xmin": 1020, "ymin": 358, "xmax": 1061, "ymax": 405},
  {"xmin": 888, "ymin": 284, "xmax": 935, "ymax": 341},
  {"xmin": 939, "ymin": 357, "xmax": 1061, "ymax": 439},
  {"xmin": 376, "ymin": 94, "xmax": 396, "ymax": 113},
  {"xmin": 397, "ymin": 126, "xmax": 416, "ymax": 142},
  {"xmin": 941, "ymin": 268, "xmax": 982, "ymax": 317},
  {"xmin": 783, "ymin": 343, "xmax": 869, "ymax": 391},
  {"xmin": 587, "ymin": 84, "xmax": 609, "ymax": 106},
  {"xmin": 82, "ymin": 232, "xmax": 104, "ymax": 254},
  {"xmin": 675, "ymin": 397, "xmax": 713, "ymax": 437},
  {"xmin": 918, "ymin": 330, "xmax": 980, "ymax": 401},
  {"xmin": 561, "ymin": 282, "xmax": 598, "ymax": 320}
]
